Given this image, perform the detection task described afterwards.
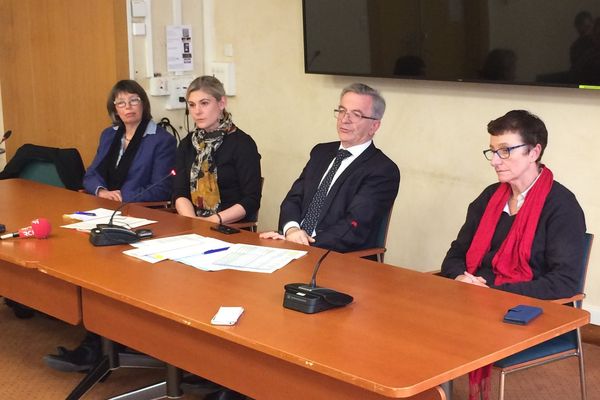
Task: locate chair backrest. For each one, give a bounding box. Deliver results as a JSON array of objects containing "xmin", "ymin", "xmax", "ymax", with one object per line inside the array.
[
  {"xmin": 577, "ymin": 233, "xmax": 594, "ymax": 294},
  {"xmin": 373, "ymin": 205, "xmax": 393, "ymax": 248},
  {"xmin": 244, "ymin": 176, "xmax": 264, "ymax": 223},
  {"xmin": 19, "ymin": 160, "xmax": 65, "ymax": 188}
]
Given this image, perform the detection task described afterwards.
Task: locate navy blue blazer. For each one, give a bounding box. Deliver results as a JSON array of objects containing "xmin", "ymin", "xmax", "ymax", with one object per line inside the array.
[
  {"xmin": 279, "ymin": 141, "xmax": 400, "ymax": 253},
  {"xmin": 83, "ymin": 121, "xmax": 177, "ymax": 202}
]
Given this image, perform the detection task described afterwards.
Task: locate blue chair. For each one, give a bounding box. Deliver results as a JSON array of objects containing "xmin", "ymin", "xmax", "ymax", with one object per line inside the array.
[
  {"xmin": 347, "ymin": 206, "xmax": 393, "ymax": 263},
  {"xmin": 494, "ymin": 233, "xmax": 594, "ymax": 400}
]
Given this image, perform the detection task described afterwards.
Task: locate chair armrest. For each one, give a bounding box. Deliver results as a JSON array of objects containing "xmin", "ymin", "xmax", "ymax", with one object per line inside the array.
[
  {"xmin": 229, "ymin": 221, "xmax": 258, "ymax": 232},
  {"xmin": 551, "ymin": 293, "xmax": 585, "ymax": 305},
  {"xmin": 425, "ymin": 269, "xmax": 442, "ymax": 275},
  {"xmin": 130, "ymin": 201, "xmax": 172, "ymax": 209},
  {"xmin": 346, "ymin": 247, "xmax": 386, "ymax": 258},
  {"xmin": 229, "ymin": 221, "xmax": 256, "ymax": 229}
]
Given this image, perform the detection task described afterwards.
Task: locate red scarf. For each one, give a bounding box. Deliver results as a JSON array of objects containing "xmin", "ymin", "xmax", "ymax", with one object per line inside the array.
[{"xmin": 464, "ymin": 166, "xmax": 553, "ymax": 400}]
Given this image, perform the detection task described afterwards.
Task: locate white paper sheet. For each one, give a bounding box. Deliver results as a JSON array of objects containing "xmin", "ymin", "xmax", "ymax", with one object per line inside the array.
[{"xmin": 61, "ymin": 208, "xmax": 156, "ymax": 231}]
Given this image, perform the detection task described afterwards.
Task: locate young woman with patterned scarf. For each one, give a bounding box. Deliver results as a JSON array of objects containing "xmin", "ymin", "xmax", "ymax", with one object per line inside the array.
[
  {"xmin": 173, "ymin": 76, "xmax": 260, "ymax": 399},
  {"xmin": 173, "ymin": 76, "xmax": 261, "ymax": 226}
]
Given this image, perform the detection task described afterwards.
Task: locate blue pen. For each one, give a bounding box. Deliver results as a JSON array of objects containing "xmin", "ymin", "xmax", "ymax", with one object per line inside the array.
[
  {"xmin": 75, "ymin": 211, "xmax": 97, "ymax": 216},
  {"xmin": 203, "ymin": 247, "xmax": 230, "ymax": 255}
]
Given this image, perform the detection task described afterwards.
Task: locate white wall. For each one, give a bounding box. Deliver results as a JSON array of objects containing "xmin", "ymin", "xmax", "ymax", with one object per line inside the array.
[{"xmin": 133, "ymin": 1, "xmax": 600, "ymax": 323}]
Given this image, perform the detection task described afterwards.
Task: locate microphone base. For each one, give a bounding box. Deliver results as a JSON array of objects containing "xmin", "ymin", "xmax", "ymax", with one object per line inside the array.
[
  {"xmin": 283, "ymin": 283, "xmax": 353, "ymax": 314},
  {"xmin": 89, "ymin": 224, "xmax": 146, "ymax": 246}
]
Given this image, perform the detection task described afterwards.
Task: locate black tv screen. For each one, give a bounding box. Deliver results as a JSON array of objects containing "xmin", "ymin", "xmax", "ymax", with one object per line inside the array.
[{"xmin": 303, "ymin": 0, "xmax": 600, "ymax": 88}]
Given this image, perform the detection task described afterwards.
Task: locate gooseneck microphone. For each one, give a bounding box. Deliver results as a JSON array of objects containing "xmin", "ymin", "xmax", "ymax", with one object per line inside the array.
[
  {"xmin": 309, "ymin": 249, "xmax": 331, "ymax": 288},
  {"xmin": 0, "ymin": 218, "xmax": 52, "ymax": 240},
  {"xmin": 0, "ymin": 130, "xmax": 12, "ymax": 155},
  {"xmin": 0, "ymin": 130, "xmax": 12, "ymax": 145},
  {"xmin": 89, "ymin": 169, "xmax": 176, "ymax": 246},
  {"xmin": 283, "ymin": 221, "xmax": 357, "ymax": 314}
]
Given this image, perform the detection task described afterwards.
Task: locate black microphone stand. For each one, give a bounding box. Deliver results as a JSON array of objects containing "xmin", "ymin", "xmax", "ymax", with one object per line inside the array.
[
  {"xmin": 283, "ymin": 245, "xmax": 353, "ymax": 314},
  {"xmin": 89, "ymin": 170, "xmax": 175, "ymax": 246}
]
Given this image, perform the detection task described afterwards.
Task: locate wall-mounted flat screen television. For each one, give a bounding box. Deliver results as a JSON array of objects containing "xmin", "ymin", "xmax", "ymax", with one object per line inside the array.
[{"xmin": 303, "ymin": 0, "xmax": 600, "ymax": 88}]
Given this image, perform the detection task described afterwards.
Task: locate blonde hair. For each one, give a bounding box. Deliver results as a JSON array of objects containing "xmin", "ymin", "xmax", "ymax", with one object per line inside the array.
[{"xmin": 186, "ymin": 76, "xmax": 230, "ymax": 120}]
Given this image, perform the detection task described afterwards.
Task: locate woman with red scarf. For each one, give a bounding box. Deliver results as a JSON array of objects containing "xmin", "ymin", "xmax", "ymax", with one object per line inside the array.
[{"xmin": 441, "ymin": 110, "xmax": 586, "ymax": 399}]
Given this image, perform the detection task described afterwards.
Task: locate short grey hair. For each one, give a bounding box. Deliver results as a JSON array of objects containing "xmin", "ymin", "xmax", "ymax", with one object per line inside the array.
[{"xmin": 340, "ymin": 83, "xmax": 386, "ymax": 119}]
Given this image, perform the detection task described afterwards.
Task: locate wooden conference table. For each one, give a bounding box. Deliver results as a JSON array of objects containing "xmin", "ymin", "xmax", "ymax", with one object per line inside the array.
[{"xmin": 0, "ymin": 179, "xmax": 590, "ymax": 400}]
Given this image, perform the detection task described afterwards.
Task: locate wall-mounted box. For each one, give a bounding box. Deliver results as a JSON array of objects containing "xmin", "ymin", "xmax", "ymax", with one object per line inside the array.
[
  {"xmin": 165, "ymin": 75, "xmax": 195, "ymax": 110},
  {"xmin": 211, "ymin": 62, "xmax": 236, "ymax": 96}
]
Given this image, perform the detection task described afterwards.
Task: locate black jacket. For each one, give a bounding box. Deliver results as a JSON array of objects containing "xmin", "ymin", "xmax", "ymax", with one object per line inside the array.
[
  {"xmin": 0, "ymin": 144, "xmax": 85, "ymax": 190},
  {"xmin": 441, "ymin": 181, "xmax": 586, "ymax": 299},
  {"xmin": 173, "ymin": 129, "xmax": 262, "ymax": 222}
]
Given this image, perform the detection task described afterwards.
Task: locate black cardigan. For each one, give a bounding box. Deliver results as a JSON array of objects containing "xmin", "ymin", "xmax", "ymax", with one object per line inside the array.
[
  {"xmin": 441, "ymin": 180, "xmax": 586, "ymax": 299},
  {"xmin": 173, "ymin": 128, "xmax": 261, "ymax": 222}
]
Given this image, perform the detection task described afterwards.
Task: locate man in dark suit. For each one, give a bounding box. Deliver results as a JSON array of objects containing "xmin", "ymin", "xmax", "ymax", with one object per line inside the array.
[{"xmin": 261, "ymin": 83, "xmax": 400, "ymax": 252}]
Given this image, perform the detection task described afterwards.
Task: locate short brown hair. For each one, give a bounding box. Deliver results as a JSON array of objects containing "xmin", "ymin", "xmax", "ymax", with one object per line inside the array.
[
  {"xmin": 487, "ymin": 110, "xmax": 548, "ymax": 163},
  {"xmin": 106, "ymin": 80, "xmax": 152, "ymax": 124}
]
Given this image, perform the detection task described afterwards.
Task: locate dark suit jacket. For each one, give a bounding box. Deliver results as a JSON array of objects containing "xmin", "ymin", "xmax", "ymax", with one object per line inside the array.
[{"xmin": 279, "ymin": 141, "xmax": 400, "ymax": 253}]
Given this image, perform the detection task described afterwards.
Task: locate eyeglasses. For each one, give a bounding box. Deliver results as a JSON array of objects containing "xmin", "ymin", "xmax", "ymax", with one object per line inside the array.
[
  {"xmin": 333, "ymin": 108, "xmax": 379, "ymax": 123},
  {"xmin": 483, "ymin": 143, "xmax": 528, "ymax": 160},
  {"xmin": 114, "ymin": 97, "xmax": 142, "ymax": 108}
]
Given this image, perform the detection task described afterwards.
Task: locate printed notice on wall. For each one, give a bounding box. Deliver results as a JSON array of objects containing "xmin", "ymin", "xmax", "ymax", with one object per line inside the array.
[{"xmin": 166, "ymin": 25, "xmax": 193, "ymax": 72}]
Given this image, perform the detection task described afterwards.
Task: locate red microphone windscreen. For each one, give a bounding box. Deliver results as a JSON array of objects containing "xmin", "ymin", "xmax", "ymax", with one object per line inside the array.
[{"xmin": 31, "ymin": 218, "xmax": 52, "ymax": 239}]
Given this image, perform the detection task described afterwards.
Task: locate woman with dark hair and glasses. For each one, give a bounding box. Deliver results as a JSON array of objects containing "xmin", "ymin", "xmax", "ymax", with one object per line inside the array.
[
  {"xmin": 440, "ymin": 110, "xmax": 586, "ymax": 399},
  {"xmin": 44, "ymin": 80, "xmax": 176, "ymax": 373},
  {"xmin": 83, "ymin": 79, "xmax": 176, "ymax": 202}
]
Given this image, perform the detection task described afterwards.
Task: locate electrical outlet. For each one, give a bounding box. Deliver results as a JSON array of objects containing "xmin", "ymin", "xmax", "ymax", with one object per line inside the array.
[{"xmin": 165, "ymin": 75, "xmax": 194, "ymax": 110}]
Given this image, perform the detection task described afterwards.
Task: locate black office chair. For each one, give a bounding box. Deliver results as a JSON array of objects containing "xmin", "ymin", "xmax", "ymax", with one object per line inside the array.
[
  {"xmin": 493, "ymin": 233, "xmax": 594, "ymax": 400},
  {"xmin": 66, "ymin": 337, "xmax": 177, "ymax": 400}
]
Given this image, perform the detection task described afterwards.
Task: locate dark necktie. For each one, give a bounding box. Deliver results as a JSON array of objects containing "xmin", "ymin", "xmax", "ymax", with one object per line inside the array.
[{"xmin": 301, "ymin": 149, "xmax": 352, "ymax": 235}]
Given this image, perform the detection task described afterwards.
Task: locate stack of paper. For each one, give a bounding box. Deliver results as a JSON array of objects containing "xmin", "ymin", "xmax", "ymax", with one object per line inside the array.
[
  {"xmin": 61, "ymin": 208, "xmax": 156, "ymax": 231},
  {"xmin": 124, "ymin": 234, "xmax": 306, "ymax": 273}
]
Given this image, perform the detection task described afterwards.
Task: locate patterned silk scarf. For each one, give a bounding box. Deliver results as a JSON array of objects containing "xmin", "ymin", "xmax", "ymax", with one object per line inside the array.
[
  {"xmin": 465, "ymin": 166, "xmax": 554, "ymax": 400},
  {"xmin": 189, "ymin": 112, "xmax": 236, "ymax": 216}
]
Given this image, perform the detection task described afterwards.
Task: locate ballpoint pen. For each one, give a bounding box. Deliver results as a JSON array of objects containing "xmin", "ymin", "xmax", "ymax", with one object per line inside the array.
[
  {"xmin": 74, "ymin": 211, "xmax": 97, "ymax": 216},
  {"xmin": 203, "ymin": 247, "xmax": 230, "ymax": 255}
]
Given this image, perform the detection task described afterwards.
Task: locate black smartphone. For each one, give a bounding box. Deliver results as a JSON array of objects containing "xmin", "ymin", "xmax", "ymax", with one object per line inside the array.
[{"xmin": 210, "ymin": 224, "xmax": 240, "ymax": 235}]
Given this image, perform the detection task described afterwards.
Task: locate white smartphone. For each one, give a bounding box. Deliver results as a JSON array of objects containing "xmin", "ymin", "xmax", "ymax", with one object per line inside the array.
[{"xmin": 211, "ymin": 306, "xmax": 244, "ymax": 325}]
